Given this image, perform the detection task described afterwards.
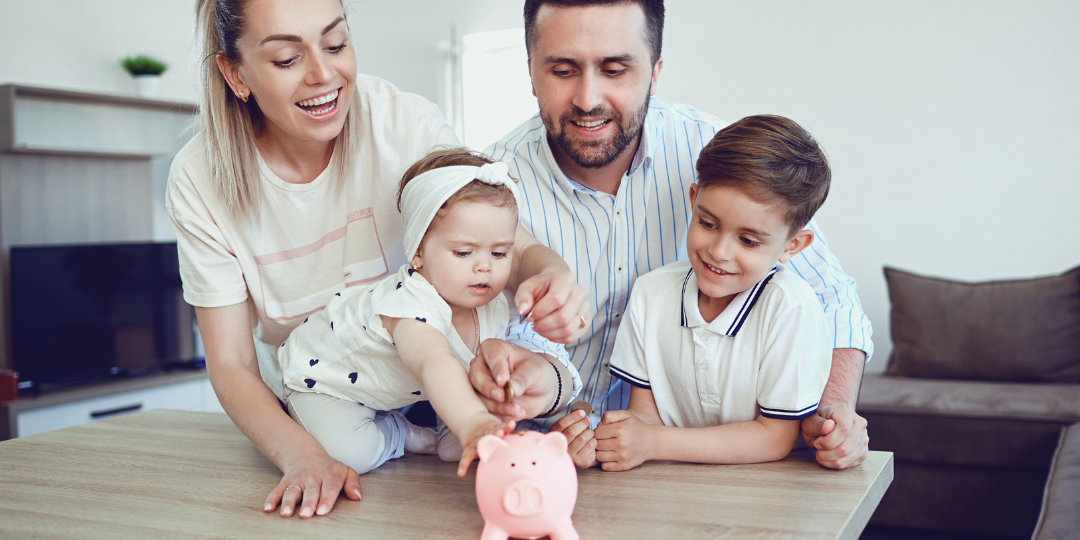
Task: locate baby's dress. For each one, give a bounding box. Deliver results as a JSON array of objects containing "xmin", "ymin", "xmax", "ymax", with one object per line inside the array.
[{"xmin": 280, "ymin": 264, "xmax": 508, "ymax": 410}]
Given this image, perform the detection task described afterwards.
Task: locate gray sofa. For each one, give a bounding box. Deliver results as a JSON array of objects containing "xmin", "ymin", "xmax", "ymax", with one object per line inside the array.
[
  {"xmin": 857, "ymin": 265, "xmax": 1080, "ymax": 539},
  {"xmin": 858, "ymin": 375, "xmax": 1080, "ymax": 537}
]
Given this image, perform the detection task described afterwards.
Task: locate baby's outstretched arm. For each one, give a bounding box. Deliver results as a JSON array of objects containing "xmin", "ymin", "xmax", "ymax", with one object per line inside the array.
[
  {"xmin": 595, "ymin": 386, "xmax": 801, "ymax": 471},
  {"xmin": 384, "ymin": 317, "xmax": 515, "ymax": 476}
]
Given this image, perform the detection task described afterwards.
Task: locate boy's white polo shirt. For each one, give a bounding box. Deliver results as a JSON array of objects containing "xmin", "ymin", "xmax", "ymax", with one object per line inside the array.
[{"xmin": 609, "ymin": 259, "xmax": 831, "ymax": 428}]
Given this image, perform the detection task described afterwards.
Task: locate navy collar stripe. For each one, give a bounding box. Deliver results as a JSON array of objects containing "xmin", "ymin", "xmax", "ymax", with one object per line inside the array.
[
  {"xmin": 679, "ymin": 268, "xmax": 694, "ymax": 327},
  {"xmin": 727, "ymin": 268, "xmax": 778, "ymax": 336}
]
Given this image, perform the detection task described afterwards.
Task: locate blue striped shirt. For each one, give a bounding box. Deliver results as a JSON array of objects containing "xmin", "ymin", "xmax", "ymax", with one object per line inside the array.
[{"xmin": 486, "ymin": 99, "xmax": 873, "ymax": 429}]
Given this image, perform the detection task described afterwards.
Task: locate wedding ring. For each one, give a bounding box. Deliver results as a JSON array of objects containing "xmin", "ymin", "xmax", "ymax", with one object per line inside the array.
[
  {"xmin": 285, "ymin": 485, "xmax": 302, "ymax": 493},
  {"xmin": 578, "ymin": 315, "xmax": 587, "ymax": 329}
]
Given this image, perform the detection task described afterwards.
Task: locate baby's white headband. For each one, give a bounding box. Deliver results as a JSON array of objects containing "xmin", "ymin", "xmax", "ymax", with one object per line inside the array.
[{"xmin": 400, "ymin": 162, "xmax": 523, "ymax": 262}]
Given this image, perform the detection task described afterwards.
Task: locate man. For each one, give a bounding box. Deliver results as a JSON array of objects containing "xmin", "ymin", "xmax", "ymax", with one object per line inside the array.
[{"xmin": 471, "ymin": 0, "xmax": 870, "ymax": 470}]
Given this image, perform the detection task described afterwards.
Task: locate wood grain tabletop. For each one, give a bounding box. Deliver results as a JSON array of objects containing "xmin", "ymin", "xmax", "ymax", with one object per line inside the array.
[{"xmin": 0, "ymin": 409, "xmax": 892, "ymax": 539}]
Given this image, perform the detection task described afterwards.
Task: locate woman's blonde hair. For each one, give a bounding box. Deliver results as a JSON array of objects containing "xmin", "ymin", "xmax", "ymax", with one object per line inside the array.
[{"xmin": 195, "ymin": 0, "xmax": 363, "ymax": 220}]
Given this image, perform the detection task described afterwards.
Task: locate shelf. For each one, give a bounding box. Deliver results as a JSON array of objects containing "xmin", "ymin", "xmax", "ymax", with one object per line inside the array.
[
  {"xmin": 7, "ymin": 85, "xmax": 197, "ymax": 114},
  {"xmin": 0, "ymin": 84, "xmax": 199, "ymax": 157}
]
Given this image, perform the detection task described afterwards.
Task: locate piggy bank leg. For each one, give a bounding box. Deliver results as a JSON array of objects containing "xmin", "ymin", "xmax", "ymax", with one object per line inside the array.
[
  {"xmin": 549, "ymin": 518, "xmax": 579, "ymax": 540},
  {"xmin": 479, "ymin": 522, "xmax": 509, "ymax": 540}
]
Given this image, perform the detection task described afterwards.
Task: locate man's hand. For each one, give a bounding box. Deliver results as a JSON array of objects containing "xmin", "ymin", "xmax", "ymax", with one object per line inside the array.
[
  {"xmin": 469, "ymin": 339, "xmax": 558, "ymax": 420},
  {"xmin": 594, "ymin": 410, "xmax": 655, "ymax": 472},
  {"xmin": 802, "ymin": 403, "xmax": 868, "ymax": 469},
  {"xmin": 551, "ymin": 408, "xmax": 597, "ymax": 468},
  {"xmin": 515, "ymin": 270, "xmax": 590, "ymax": 344}
]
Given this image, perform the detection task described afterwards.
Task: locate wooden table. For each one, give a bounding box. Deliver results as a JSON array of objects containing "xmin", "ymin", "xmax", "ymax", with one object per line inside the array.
[{"xmin": 0, "ymin": 409, "xmax": 892, "ymax": 539}]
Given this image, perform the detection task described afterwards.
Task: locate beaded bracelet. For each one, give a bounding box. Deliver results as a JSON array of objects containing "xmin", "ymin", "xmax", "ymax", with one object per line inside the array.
[{"xmin": 535, "ymin": 361, "xmax": 563, "ymax": 418}]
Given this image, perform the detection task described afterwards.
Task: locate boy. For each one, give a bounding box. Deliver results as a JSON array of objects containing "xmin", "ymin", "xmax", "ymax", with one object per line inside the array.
[{"xmin": 589, "ymin": 115, "xmax": 833, "ymax": 470}]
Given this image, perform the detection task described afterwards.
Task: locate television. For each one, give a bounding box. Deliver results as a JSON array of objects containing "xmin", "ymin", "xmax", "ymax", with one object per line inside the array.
[{"xmin": 10, "ymin": 242, "xmax": 200, "ymax": 391}]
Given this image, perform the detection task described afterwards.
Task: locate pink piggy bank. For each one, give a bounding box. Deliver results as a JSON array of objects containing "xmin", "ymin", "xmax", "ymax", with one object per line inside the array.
[{"xmin": 475, "ymin": 430, "xmax": 579, "ymax": 540}]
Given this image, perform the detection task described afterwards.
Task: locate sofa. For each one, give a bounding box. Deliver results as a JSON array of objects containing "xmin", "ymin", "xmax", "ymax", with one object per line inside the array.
[{"xmin": 856, "ymin": 265, "xmax": 1080, "ymax": 539}]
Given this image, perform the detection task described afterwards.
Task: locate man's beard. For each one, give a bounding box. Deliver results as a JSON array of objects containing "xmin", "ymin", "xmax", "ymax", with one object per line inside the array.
[{"xmin": 543, "ymin": 91, "xmax": 651, "ymax": 170}]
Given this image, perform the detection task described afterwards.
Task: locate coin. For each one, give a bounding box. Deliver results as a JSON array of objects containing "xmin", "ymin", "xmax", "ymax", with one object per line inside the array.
[
  {"xmin": 504, "ymin": 381, "xmax": 514, "ymax": 404},
  {"xmin": 570, "ymin": 400, "xmax": 592, "ymax": 416}
]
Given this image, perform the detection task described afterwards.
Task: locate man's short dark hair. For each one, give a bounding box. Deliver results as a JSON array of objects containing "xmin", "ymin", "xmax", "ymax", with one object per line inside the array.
[
  {"xmin": 524, "ymin": 0, "xmax": 665, "ymax": 66},
  {"xmin": 695, "ymin": 115, "xmax": 831, "ymax": 236}
]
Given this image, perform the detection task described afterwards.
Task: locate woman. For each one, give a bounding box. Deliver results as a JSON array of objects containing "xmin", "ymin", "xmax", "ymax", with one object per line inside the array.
[{"xmin": 172, "ymin": 0, "xmax": 587, "ymax": 519}]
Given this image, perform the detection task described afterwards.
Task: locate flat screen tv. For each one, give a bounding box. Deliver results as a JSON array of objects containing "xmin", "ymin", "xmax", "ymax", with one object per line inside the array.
[{"xmin": 10, "ymin": 242, "xmax": 199, "ymax": 391}]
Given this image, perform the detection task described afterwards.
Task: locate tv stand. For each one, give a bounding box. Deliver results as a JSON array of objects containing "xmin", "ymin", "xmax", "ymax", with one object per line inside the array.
[{"xmin": 0, "ymin": 369, "xmax": 221, "ymax": 441}]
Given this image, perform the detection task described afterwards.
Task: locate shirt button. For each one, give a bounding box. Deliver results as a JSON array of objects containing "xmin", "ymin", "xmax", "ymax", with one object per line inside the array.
[
  {"xmin": 613, "ymin": 312, "xmax": 621, "ymax": 319},
  {"xmin": 602, "ymin": 362, "xmax": 610, "ymax": 370},
  {"xmin": 699, "ymin": 362, "xmax": 707, "ymax": 371},
  {"xmin": 616, "ymin": 210, "xmax": 623, "ymax": 217},
  {"xmin": 616, "ymin": 266, "xmax": 624, "ymax": 273}
]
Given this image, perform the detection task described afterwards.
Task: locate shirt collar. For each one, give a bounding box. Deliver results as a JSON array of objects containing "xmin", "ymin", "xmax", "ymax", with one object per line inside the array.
[
  {"xmin": 681, "ymin": 266, "xmax": 780, "ymax": 336},
  {"xmin": 538, "ymin": 100, "xmax": 659, "ymax": 196}
]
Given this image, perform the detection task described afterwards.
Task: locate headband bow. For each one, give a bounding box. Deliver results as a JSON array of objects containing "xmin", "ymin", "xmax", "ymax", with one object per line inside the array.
[{"xmin": 400, "ymin": 162, "xmax": 522, "ymax": 262}]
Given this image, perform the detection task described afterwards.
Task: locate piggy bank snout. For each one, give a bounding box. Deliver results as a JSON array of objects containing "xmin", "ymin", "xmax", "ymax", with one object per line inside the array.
[{"xmin": 502, "ymin": 480, "xmax": 545, "ymax": 517}]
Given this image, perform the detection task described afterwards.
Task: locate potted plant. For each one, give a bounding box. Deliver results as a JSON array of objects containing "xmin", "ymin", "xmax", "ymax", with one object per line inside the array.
[{"xmin": 120, "ymin": 55, "xmax": 168, "ymax": 98}]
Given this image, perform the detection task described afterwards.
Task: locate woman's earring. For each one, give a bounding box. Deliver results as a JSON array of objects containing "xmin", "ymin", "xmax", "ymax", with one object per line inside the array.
[{"xmin": 238, "ymin": 89, "xmax": 248, "ymax": 102}]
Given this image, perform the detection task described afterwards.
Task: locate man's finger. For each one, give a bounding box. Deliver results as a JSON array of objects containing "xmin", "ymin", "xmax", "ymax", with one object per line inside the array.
[
  {"xmin": 815, "ymin": 411, "xmax": 857, "ymax": 451},
  {"xmin": 531, "ymin": 286, "xmax": 589, "ymax": 343},
  {"xmin": 551, "ymin": 410, "xmax": 587, "ymax": 433},
  {"xmin": 802, "ymin": 411, "xmax": 833, "ymax": 438}
]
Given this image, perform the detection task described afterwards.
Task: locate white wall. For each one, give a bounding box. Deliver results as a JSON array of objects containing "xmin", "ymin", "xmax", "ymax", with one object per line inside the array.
[
  {"xmin": 659, "ymin": 1, "xmax": 1080, "ymax": 372},
  {"xmin": 0, "ymin": 0, "xmax": 200, "ymax": 101},
  {"xmin": 2, "ymin": 1, "xmax": 1076, "ymax": 375}
]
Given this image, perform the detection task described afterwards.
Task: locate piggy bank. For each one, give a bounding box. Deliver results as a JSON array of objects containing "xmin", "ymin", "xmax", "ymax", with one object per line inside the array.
[{"xmin": 475, "ymin": 430, "xmax": 579, "ymax": 540}]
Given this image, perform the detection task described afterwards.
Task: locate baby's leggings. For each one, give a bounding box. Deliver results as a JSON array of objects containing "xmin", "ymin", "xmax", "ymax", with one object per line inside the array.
[{"xmin": 284, "ymin": 389, "xmax": 407, "ymax": 474}]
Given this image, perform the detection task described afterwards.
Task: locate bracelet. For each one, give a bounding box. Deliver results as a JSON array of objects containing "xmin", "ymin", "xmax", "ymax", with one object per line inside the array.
[{"xmin": 535, "ymin": 361, "xmax": 563, "ymax": 419}]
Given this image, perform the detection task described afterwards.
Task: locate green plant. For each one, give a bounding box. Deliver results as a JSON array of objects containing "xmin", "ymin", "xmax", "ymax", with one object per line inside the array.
[{"xmin": 120, "ymin": 55, "xmax": 168, "ymax": 76}]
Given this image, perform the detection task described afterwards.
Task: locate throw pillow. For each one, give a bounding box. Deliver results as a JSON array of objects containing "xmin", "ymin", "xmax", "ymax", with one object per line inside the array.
[{"xmin": 885, "ymin": 265, "xmax": 1080, "ymax": 382}]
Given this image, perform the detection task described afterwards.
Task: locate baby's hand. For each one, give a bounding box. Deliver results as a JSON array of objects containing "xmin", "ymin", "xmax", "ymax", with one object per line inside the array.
[
  {"xmin": 457, "ymin": 415, "xmax": 516, "ymax": 476},
  {"xmin": 593, "ymin": 410, "xmax": 655, "ymax": 472}
]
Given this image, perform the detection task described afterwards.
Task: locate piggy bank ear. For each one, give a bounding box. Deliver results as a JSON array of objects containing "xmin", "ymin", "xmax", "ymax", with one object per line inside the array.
[
  {"xmin": 539, "ymin": 430, "xmax": 569, "ymax": 454},
  {"xmin": 477, "ymin": 435, "xmax": 508, "ymax": 462}
]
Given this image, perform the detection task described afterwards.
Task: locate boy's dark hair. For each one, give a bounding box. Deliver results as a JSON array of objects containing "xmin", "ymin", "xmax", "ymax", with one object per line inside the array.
[
  {"xmin": 396, "ymin": 147, "xmax": 517, "ymax": 213},
  {"xmin": 524, "ymin": 0, "xmax": 665, "ymax": 66},
  {"xmin": 695, "ymin": 115, "xmax": 831, "ymax": 236}
]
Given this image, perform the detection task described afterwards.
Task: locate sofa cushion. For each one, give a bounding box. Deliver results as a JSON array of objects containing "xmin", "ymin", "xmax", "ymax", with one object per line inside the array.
[
  {"xmin": 1032, "ymin": 423, "xmax": 1080, "ymax": 540},
  {"xmin": 859, "ymin": 375, "xmax": 1080, "ymax": 423},
  {"xmin": 884, "ymin": 265, "xmax": 1080, "ymax": 382}
]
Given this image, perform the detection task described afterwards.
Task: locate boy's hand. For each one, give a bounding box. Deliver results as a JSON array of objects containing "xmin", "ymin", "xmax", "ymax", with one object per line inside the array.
[
  {"xmin": 515, "ymin": 270, "xmax": 590, "ymax": 344},
  {"xmin": 457, "ymin": 415, "xmax": 516, "ymax": 477},
  {"xmin": 801, "ymin": 403, "xmax": 868, "ymax": 470},
  {"xmin": 594, "ymin": 410, "xmax": 655, "ymax": 472},
  {"xmin": 551, "ymin": 408, "xmax": 597, "ymax": 468}
]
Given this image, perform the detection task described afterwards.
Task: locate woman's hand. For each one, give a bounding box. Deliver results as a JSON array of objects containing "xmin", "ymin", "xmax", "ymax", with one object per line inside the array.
[
  {"xmin": 265, "ymin": 455, "xmax": 362, "ymax": 518},
  {"xmin": 457, "ymin": 415, "xmax": 516, "ymax": 476},
  {"xmin": 469, "ymin": 339, "xmax": 562, "ymax": 420},
  {"xmin": 515, "ymin": 269, "xmax": 590, "ymax": 344}
]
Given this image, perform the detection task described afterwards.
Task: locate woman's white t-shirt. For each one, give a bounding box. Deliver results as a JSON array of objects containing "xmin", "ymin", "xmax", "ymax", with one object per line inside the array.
[{"xmin": 166, "ymin": 74, "xmax": 459, "ymax": 398}]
